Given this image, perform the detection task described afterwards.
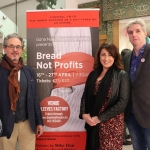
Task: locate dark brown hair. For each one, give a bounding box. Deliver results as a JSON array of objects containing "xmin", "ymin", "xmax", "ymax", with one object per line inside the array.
[
  {"xmin": 94, "ymin": 42, "xmax": 123, "ymax": 70},
  {"xmin": 121, "ymin": 48, "xmax": 131, "ymax": 58}
]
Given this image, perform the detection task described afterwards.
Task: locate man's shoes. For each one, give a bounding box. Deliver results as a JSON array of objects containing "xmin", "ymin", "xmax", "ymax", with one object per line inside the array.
[
  {"xmin": 123, "ymin": 140, "xmax": 132, "ymax": 145},
  {"xmin": 125, "ymin": 135, "xmax": 131, "ymax": 139}
]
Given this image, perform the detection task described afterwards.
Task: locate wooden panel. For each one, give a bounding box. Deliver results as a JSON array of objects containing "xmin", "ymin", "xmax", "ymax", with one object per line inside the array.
[
  {"xmin": 113, "ymin": 20, "xmax": 119, "ymax": 49},
  {"xmin": 99, "ymin": 34, "xmax": 107, "ymax": 45}
]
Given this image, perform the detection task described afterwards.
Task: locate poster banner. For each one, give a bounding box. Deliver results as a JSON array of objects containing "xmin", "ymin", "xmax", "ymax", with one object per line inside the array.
[{"xmin": 26, "ymin": 9, "xmax": 99, "ymax": 150}]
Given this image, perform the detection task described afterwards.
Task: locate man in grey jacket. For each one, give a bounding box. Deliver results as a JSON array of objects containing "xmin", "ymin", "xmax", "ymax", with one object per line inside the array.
[{"xmin": 124, "ymin": 18, "xmax": 150, "ymax": 150}]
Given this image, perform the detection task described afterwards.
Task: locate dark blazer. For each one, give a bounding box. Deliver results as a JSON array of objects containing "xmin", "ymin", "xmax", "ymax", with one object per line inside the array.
[
  {"xmin": 0, "ymin": 65, "xmax": 43, "ymax": 139},
  {"xmin": 124, "ymin": 43, "xmax": 150, "ymax": 128},
  {"xmin": 80, "ymin": 68, "xmax": 130, "ymax": 122}
]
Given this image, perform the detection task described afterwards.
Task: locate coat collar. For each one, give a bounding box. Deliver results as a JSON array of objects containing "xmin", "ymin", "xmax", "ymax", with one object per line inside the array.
[
  {"xmin": 0, "ymin": 65, "xmax": 31, "ymax": 82},
  {"xmin": 131, "ymin": 44, "xmax": 150, "ymax": 86}
]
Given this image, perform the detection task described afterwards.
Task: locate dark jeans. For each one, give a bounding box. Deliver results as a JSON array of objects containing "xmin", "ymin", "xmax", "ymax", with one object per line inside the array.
[{"xmin": 126, "ymin": 113, "xmax": 150, "ymax": 150}]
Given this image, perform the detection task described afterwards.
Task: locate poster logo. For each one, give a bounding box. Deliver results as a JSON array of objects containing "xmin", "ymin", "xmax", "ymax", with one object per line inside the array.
[{"xmin": 40, "ymin": 96, "xmax": 70, "ymax": 128}]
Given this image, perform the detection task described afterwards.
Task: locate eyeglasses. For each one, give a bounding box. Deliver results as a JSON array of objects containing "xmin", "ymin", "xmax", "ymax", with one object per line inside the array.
[{"xmin": 6, "ymin": 45, "xmax": 23, "ymax": 50}]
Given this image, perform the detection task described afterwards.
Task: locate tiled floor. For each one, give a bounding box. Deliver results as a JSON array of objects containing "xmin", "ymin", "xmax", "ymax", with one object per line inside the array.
[
  {"xmin": 16, "ymin": 142, "xmax": 134, "ymax": 150},
  {"xmin": 16, "ymin": 145, "xmax": 133, "ymax": 150},
  {"xmin": 122, "ymin": 136, "xmax": 133, "ymax": 150},
  {"xmin": 123, "ymin": 145, "xmax": 133, "ymax": 150}
]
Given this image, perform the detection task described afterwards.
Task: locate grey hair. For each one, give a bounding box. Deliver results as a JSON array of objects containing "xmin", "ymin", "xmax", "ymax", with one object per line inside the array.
[
  {"xmin": 3, "ymin": 33, "xmax": 24, "ymax": 49},
  {"xmin": 126, "ymin": 18, "xmax": 146, "ymax": 32}
]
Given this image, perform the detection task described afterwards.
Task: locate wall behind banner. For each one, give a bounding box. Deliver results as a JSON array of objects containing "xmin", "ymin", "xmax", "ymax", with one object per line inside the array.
[
  {"xmin": 1, "ymin": 0, "xmax": 150, "ymax": 50},
  {"xmin": 0, "ymin": 0, "xmax": 65, "ymax": 39},
  {"xmin": 79, "ymin": 0, "xmax": 150, "ymax": 51},
  {"xmin": 0, "ymin": 11, "xmax": 16, "ymax": 59}
]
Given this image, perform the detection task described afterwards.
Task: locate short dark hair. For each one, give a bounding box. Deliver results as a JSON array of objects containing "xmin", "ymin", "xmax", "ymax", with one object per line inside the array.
[{"xmin": 121, "ymin": 49, "xmax": 131, "ymax": 58}]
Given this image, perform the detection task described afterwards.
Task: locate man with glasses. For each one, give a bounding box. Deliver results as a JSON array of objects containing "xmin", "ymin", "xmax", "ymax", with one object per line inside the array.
[{"xmin": 0, "ymin": 33, "xmax": 43, "ymax": 150}]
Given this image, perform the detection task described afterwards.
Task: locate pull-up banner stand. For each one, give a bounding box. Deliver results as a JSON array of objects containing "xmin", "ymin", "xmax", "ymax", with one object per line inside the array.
[{"xmin": 26, "ymin": 9, "xmax": 100, "ymax": 150}]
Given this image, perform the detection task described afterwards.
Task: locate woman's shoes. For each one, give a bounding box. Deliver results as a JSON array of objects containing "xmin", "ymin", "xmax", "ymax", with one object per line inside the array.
[
  {"xmin": 123, "ymin": 140, "xmax": 132, "ymax": 145},
  {"xmin": 125, "ymin": 135, "xmax": 131, "ymax": 139}
]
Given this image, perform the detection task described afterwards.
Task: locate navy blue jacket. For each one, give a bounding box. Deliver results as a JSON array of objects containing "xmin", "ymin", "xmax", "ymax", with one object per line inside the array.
[{"xmin": 0, "ymin": 65, "xmax": 43, "ymax": 139}]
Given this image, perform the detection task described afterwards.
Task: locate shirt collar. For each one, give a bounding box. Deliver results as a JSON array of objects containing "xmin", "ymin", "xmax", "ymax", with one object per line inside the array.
[{"xmin": 133, "ymin": 44, "xmax": 146, "ymax": 56}]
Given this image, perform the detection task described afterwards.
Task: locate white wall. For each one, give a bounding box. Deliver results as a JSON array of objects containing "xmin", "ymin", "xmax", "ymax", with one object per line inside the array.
[
  {"xmin": 0, "ymin": 11, "xmax": 16, "ymax": 37},
  {"xmin": 1, "ymin": 0, "xmax": 98, "ymax": 39},
  {"xmin": 1, "ymin": 0, "xmax": 65, "ymax": 39},
  {"xmin": 1, "ymin": 0, "xmax": 98, "ymax": 38},
  {"xmin": 66, "ymin": 0, "xmax": 97, "ymax": 9},
  {"xmin": 1, "ymin": 1, "xmax": 39, "ymax": 39},
  {"xmin": 0, "ymin": 11, "xmax": 16, "ymax": 53},
  {"xmin": 119, "ymin": 22, "xmax": 133, "ymax": 52},
  {"xmin": 66, "ymin": 0, "xmax": 78, "ymax": 9}
]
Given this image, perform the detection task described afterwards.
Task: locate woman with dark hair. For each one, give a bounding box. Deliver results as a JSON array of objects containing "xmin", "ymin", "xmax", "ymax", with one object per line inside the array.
[{"xmin": 79, "ymin": 42, "xmax": 130, "ymax": 150}]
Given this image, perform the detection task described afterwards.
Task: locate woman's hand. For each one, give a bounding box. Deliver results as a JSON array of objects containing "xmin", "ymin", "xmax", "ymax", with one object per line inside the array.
[
  {"xmin": 92, "ymin": 116, "xmax": 101, "ymax": 124},
  {"xmin": 82, "ymin": 114, "xmax": 97, "ymax": 126}
]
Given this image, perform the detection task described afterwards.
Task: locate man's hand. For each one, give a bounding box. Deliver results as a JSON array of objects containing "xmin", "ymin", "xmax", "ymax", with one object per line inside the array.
[{"xmin": 36, "ymin": 125, "xmax": 43, "ymax": 137}]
